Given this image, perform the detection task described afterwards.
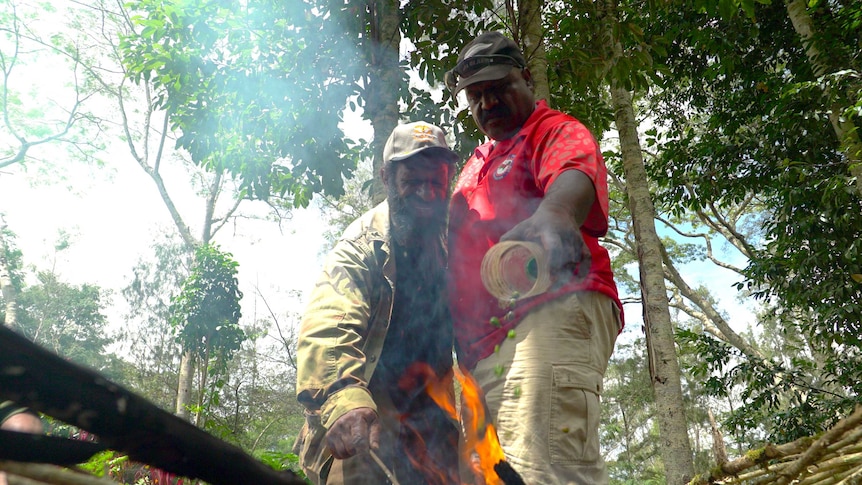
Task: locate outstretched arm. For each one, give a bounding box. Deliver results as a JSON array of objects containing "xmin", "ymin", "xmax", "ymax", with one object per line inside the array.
[{"xmin": 500, "ymin": 169, "xmax": 595, "ymax": 284}]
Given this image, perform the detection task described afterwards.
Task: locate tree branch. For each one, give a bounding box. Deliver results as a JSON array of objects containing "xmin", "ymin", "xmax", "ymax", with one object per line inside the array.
[
  {"xmin": 254, "ymin": 286, "xmax": 298, "ymax": 373},
  {"xmin": 660, "ymin": 243, "xmax": 763, "ymax": 360}
]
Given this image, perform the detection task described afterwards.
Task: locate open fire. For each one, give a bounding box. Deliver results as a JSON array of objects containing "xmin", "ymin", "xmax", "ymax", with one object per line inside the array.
[{"xmin": 401, "ymin": 362, "xmax": 523, "ymax": 485}]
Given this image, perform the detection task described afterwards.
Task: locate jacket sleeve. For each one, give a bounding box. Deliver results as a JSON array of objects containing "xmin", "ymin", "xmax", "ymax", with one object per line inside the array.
[{"xmin": 296, "ymin": 237, "xmax": 382, "ymax": 430}]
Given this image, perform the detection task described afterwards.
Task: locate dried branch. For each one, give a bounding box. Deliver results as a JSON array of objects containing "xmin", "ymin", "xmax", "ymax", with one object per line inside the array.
[
  {"xmin": 775, "ymin": 407, "xmax": 862, "ymax": 484},
  {"xmin": 689, "ymin": 406, "xmax": 862, "ymax": 484},
  {"xmin": 1, "ymin": 462, "xmax": 115, "ymax": 485}
]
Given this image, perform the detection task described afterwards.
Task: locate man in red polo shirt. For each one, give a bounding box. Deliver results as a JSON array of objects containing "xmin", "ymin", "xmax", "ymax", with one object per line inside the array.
[{"xmin": 445, "ymin": 32, "xmax": 624, "ymax": 484}]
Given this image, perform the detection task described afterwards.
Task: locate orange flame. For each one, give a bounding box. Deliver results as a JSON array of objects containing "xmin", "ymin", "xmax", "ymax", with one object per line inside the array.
[{"xmin": 411, "ymin": 363, "xmax": 507, "ymax": 485}]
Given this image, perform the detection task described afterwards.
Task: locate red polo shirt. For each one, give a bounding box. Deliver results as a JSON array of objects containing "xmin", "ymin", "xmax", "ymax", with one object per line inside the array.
[{"xmin": 448, "ymin": 100, "xmax": 623, "ymax": 369}]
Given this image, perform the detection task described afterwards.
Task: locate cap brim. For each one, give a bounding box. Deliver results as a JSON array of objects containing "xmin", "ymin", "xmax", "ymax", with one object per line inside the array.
[
  {"xmin": 388, "ymin": 146, "xmax": 459, "ymax": 164},
  {"xmin": 454, "ymin": 64, "xmax": 514, "ymax": 95}
]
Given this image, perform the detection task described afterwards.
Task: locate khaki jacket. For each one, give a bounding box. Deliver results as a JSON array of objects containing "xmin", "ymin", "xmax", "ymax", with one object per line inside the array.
[{"xmin": 294, "ymin": 202, "xmax": 447, "ymax": 482}]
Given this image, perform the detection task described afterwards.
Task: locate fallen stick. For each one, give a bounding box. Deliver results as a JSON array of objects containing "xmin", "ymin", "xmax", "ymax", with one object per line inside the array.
[
  {"xmin": 0, "ymin": 326, "xmax": 306, "ymax": 485},
  {"xmin": 369, "ymin": 450, "xmax": 401, "ymax": 485}
]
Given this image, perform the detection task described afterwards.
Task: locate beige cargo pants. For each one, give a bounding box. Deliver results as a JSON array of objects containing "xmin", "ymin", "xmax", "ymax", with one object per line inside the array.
[{"xmin": 471, "ymin": 291, "xmax": 621, "ymax": 485}]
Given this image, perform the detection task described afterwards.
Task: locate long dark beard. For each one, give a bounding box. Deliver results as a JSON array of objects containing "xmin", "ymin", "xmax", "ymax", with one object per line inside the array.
[{"xmin": 388, "ymin": 186, "xmax": 448, "ymax": 247}]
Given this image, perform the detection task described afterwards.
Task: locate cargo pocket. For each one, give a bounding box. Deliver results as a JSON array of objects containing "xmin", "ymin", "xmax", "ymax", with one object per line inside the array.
[{"xmin": 550, "ymin": 364, "xmax": 602, "ymax": 465}]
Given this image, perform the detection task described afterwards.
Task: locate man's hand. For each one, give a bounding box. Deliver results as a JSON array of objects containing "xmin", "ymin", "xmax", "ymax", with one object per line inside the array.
[
  {"xmin": 500, "ymin": 205, "xmax": 589, "ymax": 288},
  {"xmin": 324, "ymin": 407, "xmax": 380, "ymax": 459},
  {"xmin": 500, "ymin": 170, "xmax": 594, "ymax": 287}
]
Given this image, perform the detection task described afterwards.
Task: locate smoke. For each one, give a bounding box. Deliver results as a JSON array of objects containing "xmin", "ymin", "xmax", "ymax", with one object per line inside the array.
[{"xmin": 122, "ymin": 0, "xmax": 372, "ymax": 202}]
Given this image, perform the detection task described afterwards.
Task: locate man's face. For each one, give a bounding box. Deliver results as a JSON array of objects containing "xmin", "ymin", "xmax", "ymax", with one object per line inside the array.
[
  {"xmin": 389, "ymin": 155, "xmax": 450, "ymax": 220},
  {"xmin": 464, "ymin": 68, "xmax": 535, "ymax": 141}
]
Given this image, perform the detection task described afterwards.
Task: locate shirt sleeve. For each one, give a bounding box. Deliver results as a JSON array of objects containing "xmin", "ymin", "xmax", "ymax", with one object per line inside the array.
[
  {"xmin": 533, "ymin": 121, "xmax": 609, "ymax": 236},
  {"xmin": 295, "ymin": 238, "xmax": 378, "ymax": 429}
]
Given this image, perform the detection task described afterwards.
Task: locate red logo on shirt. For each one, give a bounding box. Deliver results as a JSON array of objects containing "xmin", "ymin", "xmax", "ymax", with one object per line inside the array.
[{"xmin": 493, "ymin": 155, "xmax": 515, "ymax": 180}]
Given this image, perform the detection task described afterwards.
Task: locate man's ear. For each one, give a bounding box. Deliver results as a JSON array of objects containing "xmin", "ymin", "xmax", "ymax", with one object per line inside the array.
[
  {"xmin": 380, "ymin": 166, "xmax": 389, "ymax": 187},
  {"xmin": 521, "ymin": 67, "xmax": 534, "ymax": 90}
]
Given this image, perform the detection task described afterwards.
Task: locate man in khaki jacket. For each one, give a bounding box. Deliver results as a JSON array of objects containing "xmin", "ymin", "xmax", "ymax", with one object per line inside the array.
[{"xmin": 294, "ymin": 122, "xmax": 461, "ymax": 484}]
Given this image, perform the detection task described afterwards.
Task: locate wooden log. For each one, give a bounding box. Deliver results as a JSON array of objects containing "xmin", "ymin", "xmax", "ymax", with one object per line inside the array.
[{"xmin": 0, "ymin": 326, "xmax": 306, "ymax": 485}]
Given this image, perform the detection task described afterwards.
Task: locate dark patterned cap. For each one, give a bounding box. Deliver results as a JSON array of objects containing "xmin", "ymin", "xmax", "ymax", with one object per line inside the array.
[{"xmin": 445, "ymin": 32, "xmax": 527, "ymax": 94}]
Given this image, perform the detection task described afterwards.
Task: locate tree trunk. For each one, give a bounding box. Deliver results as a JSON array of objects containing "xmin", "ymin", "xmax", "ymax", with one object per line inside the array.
[
  {"xmin": 366, "ymin": 0, "xmax": 402, "ymax": 205},
  {"xmin": 611, "ymin": 83, "xmax": 695, "ymax": 484},
  {"xmin": 593, "ymin": 0, "xmax": 694, "ymax": 479},
  {"xmin": 194, "ymin": 344, "xmax": 212, "ymax": 428},
  {"xmin": 516, "ymin": 0, "xmax": 550, "ymax": 103},
  {"xmin": 0, "ymin": 218, "xmax": 19, "ymax": 330},
  {"xmin": 175, "ymin": 350, "xmax": 195, "ymax": 420},
  {"xmin": 708, "ymin": 408, "xmax": 729, "ymax": 467},
  {"xmin": 785, "ymin": 0, "xmax": 862, "ymax": 196},
  {"xmin": 0, "ymin": 261, "xmax": 16, "ymax": 329},
  {"xmin": 620, "ymin": 403, "xmax": 632, "ymax": 472}
]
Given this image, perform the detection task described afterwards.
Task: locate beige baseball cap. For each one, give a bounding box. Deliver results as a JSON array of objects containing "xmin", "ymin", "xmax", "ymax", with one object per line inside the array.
[{"xmin": 383, "ymin": 122, "xmax": 459, "ymax": 164}]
